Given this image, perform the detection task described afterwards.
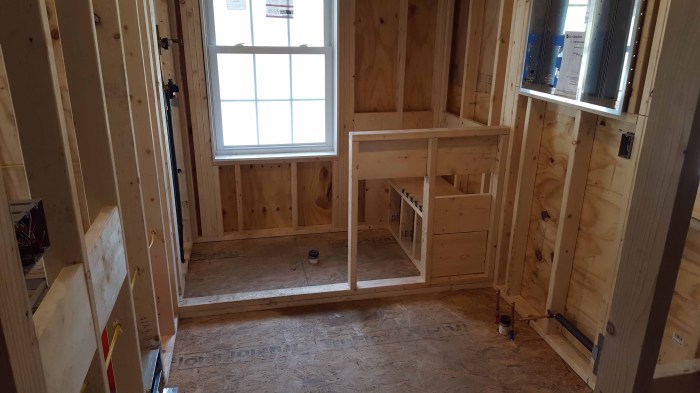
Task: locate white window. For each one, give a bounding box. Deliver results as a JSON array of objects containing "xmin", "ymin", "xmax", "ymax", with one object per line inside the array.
[{"xmin": 204, "ymin": 0, "xmax": 335, "ymax": 159}]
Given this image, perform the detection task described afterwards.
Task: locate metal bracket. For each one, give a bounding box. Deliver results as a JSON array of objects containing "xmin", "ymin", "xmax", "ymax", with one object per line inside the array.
[
  {"xmin": 164, "ymin": 79, "xmax": 180, "ymax": 101},
  {"xmin": 592, "ymin": 333, "xmax": 605, "ymax": 375}
]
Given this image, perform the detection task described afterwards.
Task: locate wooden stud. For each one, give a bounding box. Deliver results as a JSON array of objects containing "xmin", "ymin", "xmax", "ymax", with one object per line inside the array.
[
  {"xmin": 420, "ymin": 138, "xmax": 439, "ymax": 280},
  {"xmin": 485, "ymin": 135, "xmax": 509, "ymax": 280},
  {"xmin": 106, "ymin": 279, "xmax": 144, "ymax": 393},
  {"xmin": 505, "ymin": 97, "xmax": 545, "ymax": 295},
  {"xmin": 180, "ymin": 0, "xmax": 223, "ymax": 238},
  {"xmin": 595, "ymin": 0, "xmax": 700, "ymax": 390},
  {"xmin": 0, "ymin": 0, "xmax": 89, "ymax": 284},
  {"xmin": 91, "ymin": 0, "xmax": 164, "ymax": 348},
  {"xmin": 432, "ymin": 0, "xmax": 455, "ymax": 127},
  {"xmin": 459, "ymin": 0, "xmax": 485, "ymax": 120},
  {"xmin": 500, "ymin": 0, "xmax": 532, "ymax": 127},
  {"xmin": 396, "ymin": 0, "xmax": 409, "ymax": 118},
  {"xmin": 0, "ymin": 47, "xmax": 30, "ymax": 200},
  {"xmin": 52, "ymin": 0, "xmax": 119, "ymax": 227},
  {"xmin": 348, "ymin": 142, "xmax": 360, "ymax": 289},
  {"xmin": 626, "ymin": 0, "xmax": 661, "ymax": 115},
  {"xmin": 337, "ymin": 0, "xmax": 356, "ymax": 229},
  {"xmin": 291, "ymin": 162, "xmax": 299, "ymax": 229},
  {"xmin": 637, "ymin": 0, "xmax": 671, "ymax": 117},
  {"xmin": 234, "ymin": 165, "xmax": 245, "ymax": 231},
  {"xmin": 494, "ymin": 95, "xmax": 527, "ymax": 285},
  {"xmin": 143, "ymin": 0, "xmax": 182, "ymax": 320},
  {"xmin": 0, "ymin": 146, "xmax": 47, "ymax": 392},
  {"xmin": 44, "ymin": 0, "xmax": 91, "ymax": 230},
  {"xmin": 129, "ymin": 0, "xmax": 179, "ymax": 339},
  {"xmin": 487, "ymin": 0, "xmax": 514, "ymax": 126},
  {"xmin": 544, "ymin": 110, "xmax": 597, "ymax": 332},
  {"xmin": 153, "ymin": 0, "xmax": 194, "ymax": 247}
]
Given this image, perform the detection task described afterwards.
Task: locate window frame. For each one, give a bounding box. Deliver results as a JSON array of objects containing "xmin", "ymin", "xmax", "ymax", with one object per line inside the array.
[{"xmin": 203, "ymin": 0, "xmax": 337, "ymax": 159}]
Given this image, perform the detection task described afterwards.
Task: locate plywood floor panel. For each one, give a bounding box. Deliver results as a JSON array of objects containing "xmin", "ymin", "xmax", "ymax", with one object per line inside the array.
[
  {"xmin": 185, "ymin": 229, "xmax": 420, "ymax": 298},
  {"xmin": 169, "ymin": 288, "xmax": 591, "ymax": 392}
]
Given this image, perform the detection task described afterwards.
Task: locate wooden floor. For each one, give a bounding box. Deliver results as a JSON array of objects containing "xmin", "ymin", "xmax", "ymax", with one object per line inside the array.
[
  {"xmin": 185, "ymin": 229, "xmax": 420, "ymax": 298},
  {"xmin": 169, "ymin": 288, "xmax": 590, "ymax": 392}
]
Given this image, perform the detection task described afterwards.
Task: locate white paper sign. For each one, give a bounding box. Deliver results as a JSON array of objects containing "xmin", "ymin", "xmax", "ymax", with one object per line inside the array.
[
  {"xmin": 226, "ymin": 0, "xmax": 246, "ymax": 11},
  {"xmin": 266, "ymin": 0, "xmax": 294, "ymax": 18},
  {"xmin": 555, "ymin": 31, "xmax": 585, "ymax": 99}
]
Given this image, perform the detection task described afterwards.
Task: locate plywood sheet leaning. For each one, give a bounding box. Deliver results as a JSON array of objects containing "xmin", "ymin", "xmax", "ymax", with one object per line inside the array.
[
  {"xmin": 564, "ymin": 117, "xmax": 637, "ymax": 342},
  {"xmin": 297, "ymin": 161, "xmax": 333, "ymax": 227},
  {"xmin": 403, "ymin": 0, "xmax": 437, "ymax": 111},
  {"xmin": 240, "ymin": 164, "xmax": 293, "ymax": 230},
  {"xmin": 354, "ymin": 0, "xmax": 400, "ymax": 112},
  {"xmin": 219, "ymin": 166, "xmax": 239, "ymax": 232},
  {"xmin": 520, "ymin": 103, "xmax": 577, "ymax": 312}
]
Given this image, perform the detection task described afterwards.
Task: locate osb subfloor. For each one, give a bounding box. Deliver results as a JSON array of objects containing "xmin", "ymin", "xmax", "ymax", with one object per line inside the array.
[
  {"xmin": 185, "ymin": 229, "xmax": 420, "ymax": 298},
  {"xmin": 169, "ymin": 288, "xmax": 590, "ymax": 392}
]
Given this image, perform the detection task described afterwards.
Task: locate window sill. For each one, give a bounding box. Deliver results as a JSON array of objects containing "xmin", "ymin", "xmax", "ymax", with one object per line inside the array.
[{"xmin": 213, "ymin": 150, "xmax": 339, "ymax": 165}]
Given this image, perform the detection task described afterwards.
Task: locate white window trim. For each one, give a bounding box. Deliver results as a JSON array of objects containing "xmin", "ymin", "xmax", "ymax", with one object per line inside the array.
[{"xmin": 202, "ymin": 0, "xmax": 337, "ymax": 160}]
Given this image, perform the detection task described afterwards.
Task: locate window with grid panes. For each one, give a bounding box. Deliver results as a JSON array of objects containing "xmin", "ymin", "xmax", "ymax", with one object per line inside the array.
[{"xmin": 204, "ymin": 0, "xmax": 335, "ymax": 158}]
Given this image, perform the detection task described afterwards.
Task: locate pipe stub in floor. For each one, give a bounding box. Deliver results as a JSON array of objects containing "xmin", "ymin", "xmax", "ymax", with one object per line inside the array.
[{"xmin": 308, "ymin": 249, "xmax": 320, "ymax": 265}]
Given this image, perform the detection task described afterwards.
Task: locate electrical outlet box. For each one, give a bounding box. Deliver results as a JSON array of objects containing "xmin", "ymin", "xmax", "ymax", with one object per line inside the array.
[{"xmin": 11, "ymin": 199, "xmax": 50, "ymax": 271}]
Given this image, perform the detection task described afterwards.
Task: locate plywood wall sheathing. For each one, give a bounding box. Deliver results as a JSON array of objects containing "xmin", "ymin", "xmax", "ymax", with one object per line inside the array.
[
  {"xmin": 240, "ymin": 164, "xmax": 294, "ymax": 230},
  {"xmin": 354, "ymin": 0, "xmax": 401, "ymax": 112},
  {"xmin": 519, "ymin": 103, "xmax": 578, "ymax": 313},
  {"xmin": 404, "ymin": 0, "xmax": 438, "ymax": 111},
  {"xmin": 564, "ymin": 117, "xmax": 638, "ymax": 342},
  {"xmin": 219, "ymin": 166, "xmax": 239, "ymax": 232},
  {"xmin": 298, "ymin": 161, "xmax": 334, "ymax": 227}
]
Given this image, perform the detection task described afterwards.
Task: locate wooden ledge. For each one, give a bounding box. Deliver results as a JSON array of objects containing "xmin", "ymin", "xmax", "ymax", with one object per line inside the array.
[{"xmin": 350, "ymin": 126, "xmax": 510, "ymax": 142}]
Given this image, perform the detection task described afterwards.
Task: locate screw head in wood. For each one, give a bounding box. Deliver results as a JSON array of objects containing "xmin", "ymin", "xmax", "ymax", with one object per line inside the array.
[{"xmin": 606, "ymin": 321, "xmax": 616, "ymax": 336}]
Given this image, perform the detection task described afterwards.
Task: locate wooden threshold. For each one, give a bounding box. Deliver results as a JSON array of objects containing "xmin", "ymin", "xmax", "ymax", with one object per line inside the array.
[{"xmin": 178, "ymin": 276, "xmax": 492, "ymax": 318}]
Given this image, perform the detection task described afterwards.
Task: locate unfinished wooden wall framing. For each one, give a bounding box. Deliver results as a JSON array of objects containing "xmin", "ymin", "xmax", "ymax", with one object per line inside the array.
[
  {"xmin": 497, "ymin": 0, "xmax": 700, "ymax": 390},
  {"xmin": 0, "ymin": 0, "xmax": 184, "ymax": 389},
  {"xmin": 179, "ymin": 0, "xmax": 514, "ymax": 244}
]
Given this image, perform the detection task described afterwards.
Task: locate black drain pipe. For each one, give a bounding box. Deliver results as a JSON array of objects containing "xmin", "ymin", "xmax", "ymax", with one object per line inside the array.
[
  {"xmin": 164, "ymin": 79, "xmax": 185, "ymax": 263},
  {"xmin": 551, "ymin": 313, "xmax": 594, "ymax": 352}
]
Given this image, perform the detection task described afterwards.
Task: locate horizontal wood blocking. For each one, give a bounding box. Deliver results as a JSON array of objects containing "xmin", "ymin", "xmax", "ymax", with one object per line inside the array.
[
  {"xmin": 353, "ymin": 111, "xmax": 434, "ymax": 131},
  {"xmin": 85, "ymin": 206, "xmax": 128, "ymax": 331},
  {"xmin": 33, "ymin": 265, "xmax": 96, "ymax": 393},
  {"xmin": 350, "ymin": 126, "xmax": 509, "ymax": 142}
]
